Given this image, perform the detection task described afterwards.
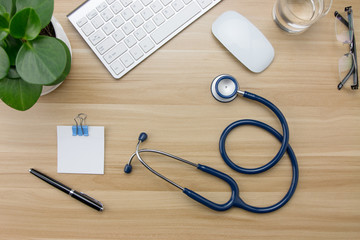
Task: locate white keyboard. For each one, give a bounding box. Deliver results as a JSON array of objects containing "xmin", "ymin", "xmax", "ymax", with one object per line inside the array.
[{"xmin": 68, "ymin": 0, "xmax": 222, "ymax": 79}]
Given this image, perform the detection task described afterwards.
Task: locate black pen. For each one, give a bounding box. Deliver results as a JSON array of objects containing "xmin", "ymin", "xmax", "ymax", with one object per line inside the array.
[{"xmin": 29, "ymin": 168, "xmax": 104, "ymax": 211}]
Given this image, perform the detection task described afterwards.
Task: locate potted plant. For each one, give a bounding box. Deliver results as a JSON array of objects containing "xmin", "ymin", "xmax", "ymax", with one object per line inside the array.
[{"xmin": 0, "ymin": 0, "xmax": 71, "ymax": 111}]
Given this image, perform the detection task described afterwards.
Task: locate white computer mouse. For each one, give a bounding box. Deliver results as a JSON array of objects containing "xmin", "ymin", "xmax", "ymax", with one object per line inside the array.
[{"xmin": 212, "ymin": 11, "xmax": 274, "ymax": 73}]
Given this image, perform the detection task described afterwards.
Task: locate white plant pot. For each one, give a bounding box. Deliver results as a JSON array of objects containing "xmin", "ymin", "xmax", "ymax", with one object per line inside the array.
[{"xmin": 41, "ymin": 16, "xmax": 72, "ymax": 96}]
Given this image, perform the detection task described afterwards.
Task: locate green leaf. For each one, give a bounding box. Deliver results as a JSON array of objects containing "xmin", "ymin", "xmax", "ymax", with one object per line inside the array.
[
  {"xmin": 0, "ymin": 1, "xmax": 15, "ymax": 16},
  {"xmin": 0, "ymin": 3, "xmax": 6, "ymax": 14},
  {"xmin": 0, "ymin": 46, "xmax": 9, "ymax": 78},
  {"xmin": 0, "ymin": 14, "xmax": 8, "ymax": 28},
  {"xmin": 9, "ymin": 8, "xmax": 41, "ymax": 40},
  {"xmin": 16, "ymin": 0, "xmax": 54, "ymax": 29},
  {"xmin": 0, "ymin": 5, "xmax": 9, "ymax": 33},
  {"xmin": 3, "ymin": 35, "xmax": 23, "ymax": 65},
  {"xmin": 16, "ymin": 36, "xmax": 68, "ymax": 85},
  {"xmin": 0, "ymin": 68, "xmax": 42, "ymax": 111},
  {"xmin": 44, "ymin": 38, "xmax": 71, "ymax": 86},
  {"xmin": 0, "ymin": 29, "xmax": 7, "ymax": 40}
]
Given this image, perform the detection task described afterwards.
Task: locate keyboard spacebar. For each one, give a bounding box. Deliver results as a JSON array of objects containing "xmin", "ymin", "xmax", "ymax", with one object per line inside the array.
[{"xmin": 150, "ymin": 2, "xmax": 201, "ymax": 44}]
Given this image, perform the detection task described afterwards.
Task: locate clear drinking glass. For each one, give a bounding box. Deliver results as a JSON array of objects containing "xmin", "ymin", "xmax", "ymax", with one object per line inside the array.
[{"xmin": 273, "ymin": 0, "xmax": 332, "ymax": 33}]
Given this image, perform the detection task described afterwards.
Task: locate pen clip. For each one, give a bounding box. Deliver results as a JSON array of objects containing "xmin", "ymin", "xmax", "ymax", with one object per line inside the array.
[{"xmin": 79, "ymin": 192, "xmax": 103, "ymax": 208}]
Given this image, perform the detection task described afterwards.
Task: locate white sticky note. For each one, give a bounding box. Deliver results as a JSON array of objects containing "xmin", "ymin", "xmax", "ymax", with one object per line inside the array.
[{"xmin": 57, "ymin": 126, "xmax": 105, "ymax": 174}]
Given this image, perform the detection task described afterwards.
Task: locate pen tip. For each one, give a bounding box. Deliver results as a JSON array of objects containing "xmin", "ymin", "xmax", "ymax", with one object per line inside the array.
[{"xmin": 29, "ymin": 168, "xmax": 33, "ymax": 173}]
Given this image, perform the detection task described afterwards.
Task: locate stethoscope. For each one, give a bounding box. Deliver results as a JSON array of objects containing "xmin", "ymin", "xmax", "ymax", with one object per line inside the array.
[{"xmin": 124, "ymin": 74, "xmax": 299, "ymax": 213}]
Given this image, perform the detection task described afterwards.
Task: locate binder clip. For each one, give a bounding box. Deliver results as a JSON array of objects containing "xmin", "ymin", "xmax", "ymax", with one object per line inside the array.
[{"xmin": 72, "ymin": 113, "xmax": 89, "ymax": 136}]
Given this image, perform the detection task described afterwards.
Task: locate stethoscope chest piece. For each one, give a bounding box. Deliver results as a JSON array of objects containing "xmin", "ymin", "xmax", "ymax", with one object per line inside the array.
[{"xmin": 211, "ymin": 74, "xmax": 239, "ymax": 103}]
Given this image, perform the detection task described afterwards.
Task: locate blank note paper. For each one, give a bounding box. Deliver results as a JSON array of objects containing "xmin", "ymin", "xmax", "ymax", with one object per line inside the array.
[{"xmin": 57, "ymin": 126, "xmax": 105, "ymax": 174}]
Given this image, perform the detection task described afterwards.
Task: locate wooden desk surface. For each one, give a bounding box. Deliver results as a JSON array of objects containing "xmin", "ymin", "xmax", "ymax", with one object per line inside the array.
[{"xmin": 1, "ymin": 0, "xmax": 359, "ymax": 239}]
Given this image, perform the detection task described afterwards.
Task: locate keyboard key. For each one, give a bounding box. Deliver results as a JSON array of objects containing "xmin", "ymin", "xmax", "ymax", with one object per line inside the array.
[
  {"xmin": 196, "ymin": 0, "xmax": 212, "ymax": 9},
  {"xmin": 100, "ymin": 8, "xmax": 114, "ymax": 21},
  {"xmin": 112, "ymin": 29, "xmax": 125, "ymax": 42},
  {"xmin": 104, "ymin": 43, "xmax": 127, "ymax": 63},
  {"xmin": 106, "ymin": 0, "xmax": 116, "ymax": 4},
  {"xmin": 153, "ymin": 13, "xmax": 165, "ymax": 26},
  {"xmin": 140, "ymin": 8, "xmax": 154, "ymax": 20},
  {"xmin": 92, "ymin": 15, "xmax": 104, "ymax": 28},
  {"xmin": 112, "ymin": 15, "xmax": 125, "ymax": 27},
  {"xmin": 89, "ymin": 30, "xmax": 106, "ymax": 45},
  {"xmin": 150, "ymin": 1, "xmax": 163, "ymax": 13},
  {"xmin": 131, "ymin": 1, "xmax": 144, "ymax": 13},
  {"xmin": 102, "ymin": 22, "xmax": 115, "ymax": 35},
  {"xmin": 151, "ymin": 2, "xmax": 200, "ymax": 44},
  {"xmin": 143, "ymin": 21, "xmax": 156, "ymax": 33},
  {"xmin": 131, "ymin": 15, "xmax": 144, "ymax": 27},
  {"xmin": 87, "ymin": 10, "xmax": 98, "ymax": 19},
  {"xmin": 110, "ymin": 2, "xmax": 123, "ymax": 14},
  {"xmin": 81, "ymin": 23, "xmax": 95, "ymax": 36},
  {"xmin": 77, "ymin": 17, "xmax": 87, "ymax": 27},
  {"xmin": 139, "ymin": 37, "xmax": 155, "ymax": 52},
  {"xmin": 161, "ymin": 0, "xmax": 173, "ymax": 6},
  {"xmin": 120, "ymin": 0, "xmax": 133, "ymax": 7},
  {"xmin": 120, "ymin": 53, "xmax": 134, "ymax": 67},
  {"xmin": 122, "ymin": 22, "xmax": 135, "ymax": 35},
  {"xmin": 130, "ymin": 45, "xmax": 144, "ymax": 60},
  {"xmin": 134, "ymin": 28, "xmax": 146, "ymax": 40},
  {"xmin": 96, "ymin": 2, "xmax": 108, "ymax": 12},
  {"xmin": 96, "ymin": 37, "xmax": 116, "ymax": 54},
  {"xmin": 121, "ymin": 8, "xmax": 134, "ymax": 21},
  {"xmin": 111, "ymin": 60, "xmax": 125, "ymax": 74},
  {"xmin": 125, "ymin": 35, "xmax": 137, "ymax": 48},
  {"xmin": 141, "ymin": 0, "xmax": 153, "ymax": 5},
  {"xmin": 162, "ymin": 6, "xmax": 175, "ymax": 19},
  {"xmin": 172, "ymin": 0, "xmax": 184, "ymax": 11}
]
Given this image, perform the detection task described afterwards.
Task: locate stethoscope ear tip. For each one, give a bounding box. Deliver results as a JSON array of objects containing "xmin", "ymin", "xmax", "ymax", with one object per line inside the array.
[
  {"xmin": 124, "ymin": 164, "xmax": 132, "ymax": 174},
  {"xmin": 138, "ymin": 132, "xmax": 148, "ymax": 142}
]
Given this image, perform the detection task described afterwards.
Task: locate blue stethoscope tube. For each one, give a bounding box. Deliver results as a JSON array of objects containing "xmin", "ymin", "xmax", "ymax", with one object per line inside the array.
[
  {"xmin": 124, "ymin": 75, "xmax": 299, "ymax": 213},
  {"xmin": 220, "ymin": 91, "xmax": 289, "ymax": 174}
]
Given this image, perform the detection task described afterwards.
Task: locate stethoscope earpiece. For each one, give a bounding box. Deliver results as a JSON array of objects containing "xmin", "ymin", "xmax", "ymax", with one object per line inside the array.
[{"xmin": 211, "ymin": 74, "xmax": 239, "ymax": 103}]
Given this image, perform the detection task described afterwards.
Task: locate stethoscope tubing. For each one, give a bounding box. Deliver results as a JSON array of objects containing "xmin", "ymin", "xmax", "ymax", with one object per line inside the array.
[
  {"xmin": 230, "ymin": 120, "xmax": 298, "ymax": 213},
  {"xmin": 220, "ymin": 91, "xmax": 289, "ymax": 174}
]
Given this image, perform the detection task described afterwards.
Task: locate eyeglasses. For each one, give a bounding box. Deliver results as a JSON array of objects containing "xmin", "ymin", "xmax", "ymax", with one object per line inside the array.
[{"xmin": 334, "ymin": 6, "xmax": 358, "ymax": 90}]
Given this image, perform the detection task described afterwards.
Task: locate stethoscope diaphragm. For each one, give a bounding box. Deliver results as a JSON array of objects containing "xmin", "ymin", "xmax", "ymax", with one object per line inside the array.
[{"xmin": 211, "ymin": 74, "xmax": 239, "ymax": 103}]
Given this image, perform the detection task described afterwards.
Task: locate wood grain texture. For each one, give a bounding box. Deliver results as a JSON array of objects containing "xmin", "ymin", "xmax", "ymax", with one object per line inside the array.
[{"xmin": 0, "ymin": 0, "xmax": 359, "ymax": 239}]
